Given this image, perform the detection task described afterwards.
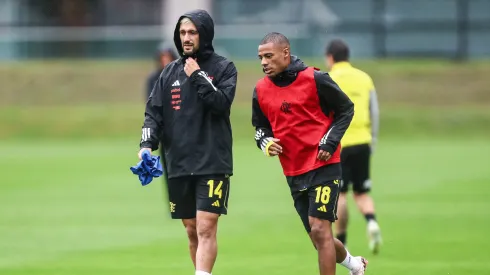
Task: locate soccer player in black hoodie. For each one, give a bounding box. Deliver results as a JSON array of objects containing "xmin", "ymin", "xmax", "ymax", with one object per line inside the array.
[{"xmin": 137, "ymin": 10, "xmax": 237, "ymax": 275}]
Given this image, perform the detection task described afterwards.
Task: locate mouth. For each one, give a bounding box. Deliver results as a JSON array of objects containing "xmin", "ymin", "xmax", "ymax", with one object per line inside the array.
[{"xmin": 263, "ymin": 68, "xmax": 271, "ymax": 75}]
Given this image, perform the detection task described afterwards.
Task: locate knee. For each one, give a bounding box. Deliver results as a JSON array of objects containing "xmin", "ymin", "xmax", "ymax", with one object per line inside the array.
[
  {"xmin": 197, "ymin": 219, "xmax": 217, "ymax": 240},
  {"xmin": 309, "ymin": 220, "xmax": 332, "ymax": 244},
  {"xmin": 353, "ymin": 192, "xmax": 369, "ymax": 199}
]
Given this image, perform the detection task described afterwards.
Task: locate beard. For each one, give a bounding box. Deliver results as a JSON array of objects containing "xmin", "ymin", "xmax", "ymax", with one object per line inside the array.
[{"xmin": 182, "ymin": 43, "xmax": 197, "ymax": 55}]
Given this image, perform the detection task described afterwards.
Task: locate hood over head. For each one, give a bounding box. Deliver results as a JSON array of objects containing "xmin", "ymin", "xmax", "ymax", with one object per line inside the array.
[{"xmin": 174, "ymin": 9, "xmax": 215, "ymax": 61}]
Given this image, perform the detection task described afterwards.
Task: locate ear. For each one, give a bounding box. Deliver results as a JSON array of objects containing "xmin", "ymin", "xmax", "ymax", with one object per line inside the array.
[{"xmin": 283, "ymin": 47, "xmax": 290, "ymax": 58}]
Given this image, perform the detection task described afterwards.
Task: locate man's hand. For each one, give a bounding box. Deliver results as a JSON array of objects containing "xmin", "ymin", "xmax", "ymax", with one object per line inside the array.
[
  {"xmin": 138, "ymin": 148, "xmax": 152, "ymax": 160},
  {"xmin": 184, "ymin": 58, "xmax": 200, "ymax": 77},
  {"xmin": 317, "ymin": 150, "xmax": 331, "ymax": 161},
  {"xmin": 265, "ymin": 138, "xmax": 282, "ymax": 157}
]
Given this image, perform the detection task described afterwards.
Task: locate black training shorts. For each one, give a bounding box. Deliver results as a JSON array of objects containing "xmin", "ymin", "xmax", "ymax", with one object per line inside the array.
[
  {"xmin": 286, "ymin": 164, "xmax": 341, "ymax": 232},
  {"xmin": 340, "ymin": 143, "xmax": 371, "ymax": 194},
  {"xmin": 166, "ymin": 174, "xmax": 230, "ymax": 219}
]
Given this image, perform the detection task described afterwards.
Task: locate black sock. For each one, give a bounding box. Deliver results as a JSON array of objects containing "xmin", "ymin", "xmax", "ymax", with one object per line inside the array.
[
  {"xmin": 364, "ymin": 213, "xmax": 376, "ymax": 222},
  {"xmin": 336, "ymin": 233, "xmax": 347, "ymax": 245}
]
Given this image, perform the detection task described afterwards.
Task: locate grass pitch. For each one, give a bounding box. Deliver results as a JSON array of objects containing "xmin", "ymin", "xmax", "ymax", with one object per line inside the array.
[{"xmin": 0, "ymin": 137, "xmax": 489, "ymax": 275}]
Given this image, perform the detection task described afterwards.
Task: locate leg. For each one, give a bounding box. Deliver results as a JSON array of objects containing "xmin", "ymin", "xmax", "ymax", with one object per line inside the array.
[
  {"xmin": 307, "ymin": 233, "xmax": 347, "ymax": 262},
  {"xmin": 353, "ymin": 192, "xmax": 376, "ymax": 217},
  {"xmin": 351, "ymin": 144, "xmax": 376, "ymax": 219},
  {"xmin": 166, "ymin": 177, "xmax": 197, "ymax": 267},
  {"xmin": 307, "ymin": 172, "xmax": 367, "ymax": 275},
  {"xmin": 337, "ymin": 147, "xmax": 352, "ymax": 245},
  {"xmin": 195, "ymin": 211, "xmax": 219, "ymax": 273},
  {"xmin": 334, "ymin": 237, "xmax": 347, "ymax": 263},
  {"xmin": 182, "ymin": 218, "xmax": 198, "ymax": 268},
  {"xmin": 289, "ymin": 168, "xmax": 367, "ymax": 274},
  {"xmin": 335, "ymin": 193, "xmax": 348, "ymax": 244},
  {"xmin": 308, "ymin": 233, "xmax": 367, "ymax": 275},
  {"xmin": 308, "ymin": 232, "xmax": 349, "ymax": 262},
  {"xmin": 194, "ymin": 175, "xmax": 231, "ymax": 274},
  {"xmin": 309, "ymin": 217, "xmax": 337, "ymax": 275},
  {"xmin": 307, "ymin": 176, "xmax": 342, "ymax": 275},
  {"xmin": 351, "ymin": 144, "xmax": 382, "ymax": 254}
]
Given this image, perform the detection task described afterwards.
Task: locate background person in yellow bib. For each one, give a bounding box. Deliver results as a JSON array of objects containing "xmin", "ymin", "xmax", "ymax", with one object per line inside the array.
[{"xmin": 325, "ymin": 39, "xmax": 382, "ymax": 254}]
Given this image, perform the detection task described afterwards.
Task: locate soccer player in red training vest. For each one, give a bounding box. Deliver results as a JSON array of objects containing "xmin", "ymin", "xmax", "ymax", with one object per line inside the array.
[{"xmin": 252, "ymin": 32, "xmax": 368, "ymax": 275}]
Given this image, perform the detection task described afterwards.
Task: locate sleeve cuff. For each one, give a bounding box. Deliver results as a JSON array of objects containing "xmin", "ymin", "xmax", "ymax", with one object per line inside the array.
[
  {"xmin": 319, "ymin": 143, "xmax": 336, "ymax": 155},
  {"xmin": 140, "ymin": 142, "xmax": 154, "ymax": 150},
  {"xmin": 189, "ymin": 69, "xmax": 202, "ymax": 82}
]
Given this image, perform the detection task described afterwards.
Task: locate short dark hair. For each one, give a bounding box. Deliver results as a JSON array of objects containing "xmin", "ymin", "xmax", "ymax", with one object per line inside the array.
[
  {"xmin": 326, "ymin": 39, "xmax": 349, "ymax": 62},
  {"xmin": 260, "ymin": 32, "xmax": 290, "ymax": 47}
]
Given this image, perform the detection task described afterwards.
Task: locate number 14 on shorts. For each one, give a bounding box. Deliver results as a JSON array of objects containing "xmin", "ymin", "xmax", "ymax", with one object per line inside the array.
[{"xmin": 207, "ymin": 180, "xmax": 223, "ymax": 207}]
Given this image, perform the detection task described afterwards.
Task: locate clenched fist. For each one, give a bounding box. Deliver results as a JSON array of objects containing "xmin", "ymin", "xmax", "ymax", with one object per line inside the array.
[
  {"xmin": 184, "ymin": 57, "xmax": 200, "ymax": 77},
  {"xmin": 138, "ymin": 148, "xmax": 152, "ymax": 160}
]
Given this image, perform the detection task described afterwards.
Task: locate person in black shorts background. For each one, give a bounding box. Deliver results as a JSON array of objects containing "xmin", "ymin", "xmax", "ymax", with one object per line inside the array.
[{"xmin": 325, "ymin": 39, "xmax": 382, "ymax": 254}]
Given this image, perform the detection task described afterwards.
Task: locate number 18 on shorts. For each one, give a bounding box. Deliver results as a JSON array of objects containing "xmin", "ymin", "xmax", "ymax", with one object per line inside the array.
[
  {"xmin": 310, "ymin": 180, "xmax": 340, "ymax": 221},
  {"xmin": 289, "ymin": 178, "xmax": 341, "ymax": 225}
]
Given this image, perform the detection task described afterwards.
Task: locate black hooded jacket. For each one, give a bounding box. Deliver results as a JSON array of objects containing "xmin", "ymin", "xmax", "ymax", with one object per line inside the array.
[
  {"xmin": 252, "ymin": 56, "xmax": 354, "ymax": 157},
  {"xmin": 140, "ymin": 10, "xmax": 238, "ymax": 179}
]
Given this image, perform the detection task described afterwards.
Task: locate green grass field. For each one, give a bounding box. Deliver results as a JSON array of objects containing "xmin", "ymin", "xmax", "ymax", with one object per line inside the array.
[
  {"xmin": 1, "ymin": 137, "xmax": 489, "ymax": 275},
  {"xmin": 1, "ymin": 59, "xmax": 489, "ymax": 274}
]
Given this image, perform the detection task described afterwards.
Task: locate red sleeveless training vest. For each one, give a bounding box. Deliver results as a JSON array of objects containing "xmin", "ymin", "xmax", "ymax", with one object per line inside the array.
[{"xmin": 256, "ymin": 67, "xmax": 341, "ymax": 176}]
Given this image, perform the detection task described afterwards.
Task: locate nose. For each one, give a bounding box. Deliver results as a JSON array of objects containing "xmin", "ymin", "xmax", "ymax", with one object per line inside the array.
[{"xmin": 261, "ymin": 58, "xmax": 268, "ymax": 67}]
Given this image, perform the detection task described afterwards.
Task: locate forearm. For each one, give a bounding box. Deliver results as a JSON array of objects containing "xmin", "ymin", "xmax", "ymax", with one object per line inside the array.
[
  {"xmin": 315, "ymin": 71, "xmax": 355, "ymax": 153},
  {"xmin": 320, "ymin": 105, "xmax": 354, "ymax": 153},
  {"xmin": 370, "ymin": 89, "xmax": 380, "ymax": 143},
  {"xmin": 140, "ymin": 121, "xmax": 161, "ymax": 151},
  {"xmin": 190, "ymin": 65, "xmax": 237, "ymax": 114}
]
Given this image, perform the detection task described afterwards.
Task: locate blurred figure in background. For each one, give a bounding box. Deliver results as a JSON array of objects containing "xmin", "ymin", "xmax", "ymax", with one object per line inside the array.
[
  {"xmin": 145, "ymin": 43, "xmax": 178, "ymax": 190},
  {"xmin": 146, "ymin": 42, "xmax": 179, "ymax": 99},
  {"xmin": 325, "ymin": 39, "xmax": 382, "ymax": 254}
]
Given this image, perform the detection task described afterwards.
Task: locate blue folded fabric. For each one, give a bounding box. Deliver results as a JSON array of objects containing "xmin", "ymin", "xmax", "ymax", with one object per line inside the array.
[{"xmin": 130, "ymin": 150, "xmax": 163, "ymax": 186}]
